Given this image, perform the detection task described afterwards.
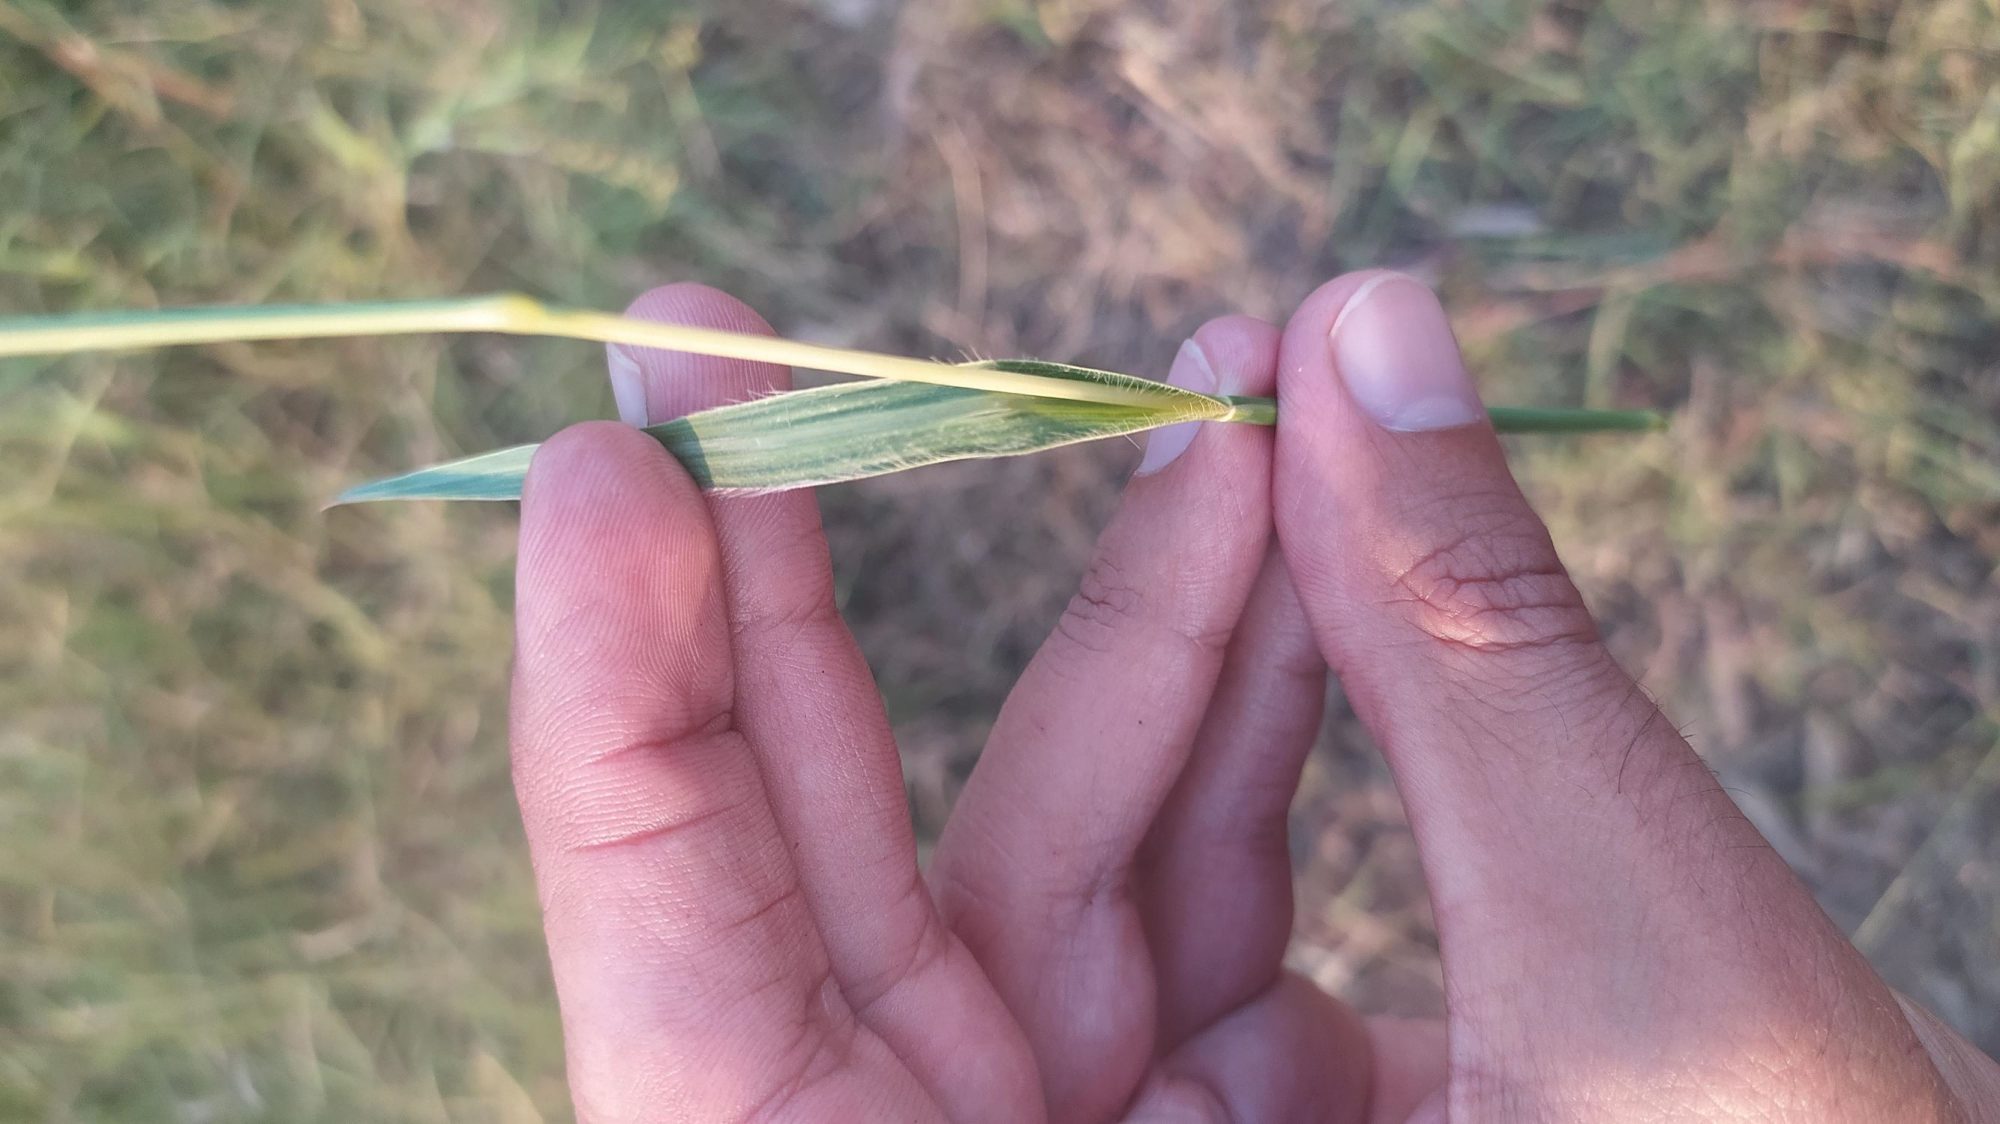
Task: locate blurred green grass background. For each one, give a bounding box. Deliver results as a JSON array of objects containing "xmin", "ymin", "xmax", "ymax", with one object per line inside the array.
[{"xmin": 3, "ymin": 0, "xmax": 1997, "ymax": 1118}]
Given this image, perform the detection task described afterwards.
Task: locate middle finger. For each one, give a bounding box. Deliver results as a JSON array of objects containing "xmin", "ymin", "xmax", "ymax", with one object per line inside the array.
[
  {"xmin": 931, "ymin": 315, "xmax": 1281, "ymax": 1123},
  {"xmin": 1138, "ymin": 549, "xmax": 1328, "ymax": 1050}
]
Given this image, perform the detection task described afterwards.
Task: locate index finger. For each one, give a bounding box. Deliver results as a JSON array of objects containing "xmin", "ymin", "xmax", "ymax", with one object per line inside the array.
[
  {"xmin": 511, "ymin": 423, "xmax": 932, "ymax": 1122},
  {"xmin": 606, "ymin": 285, "xmax": 1038, "ymax": 1122},
  {"xmin": 931, "ymin": 315, "xmax": 1281, "ymax": 1123}
]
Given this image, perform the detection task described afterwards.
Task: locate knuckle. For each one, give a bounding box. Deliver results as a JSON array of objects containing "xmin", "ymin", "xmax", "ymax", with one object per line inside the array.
[
  {"xmin": 707, "ymin": 875, "xmax": 812, "ymax": 944},
  {"xmin": 731, "ymin": 588, "xmax": 843, "ymax": 651},
  {"xmin": 1054, "ymin": 555, "xmax": 1147, "ymax": 655},
  {"xmin": 1386, "ymin": 497, "xmax": 1602, "ymax": 667},
  {"xmin": 843, "ymin": 880, "xmax": 955, "ymax": 1018},
  {"xmin": 727, "ymin": 519, "xmax": 844, "ymax": 646},
  {"xmin": 514, "ymin": 710, "xmax": 752, "ymax": 857},
  {"xmin": 1052, "ymin": 553, "xmax": 1234, "ymax": 661},
  {"xmin": 739, "ymin": 971, "xmax": 862, "ymax": 1123}
]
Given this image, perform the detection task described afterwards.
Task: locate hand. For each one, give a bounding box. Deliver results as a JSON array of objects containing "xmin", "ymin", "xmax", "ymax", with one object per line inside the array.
[{"xmin": 509, "ymin": 279, "xmax": 1999, "ymax": 1123}]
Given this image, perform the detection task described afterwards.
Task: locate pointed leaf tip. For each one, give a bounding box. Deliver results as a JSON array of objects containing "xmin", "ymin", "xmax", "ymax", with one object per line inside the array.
[{"xmin": 331, "ymin": 443, "xmax": 539, "ymax": 504}]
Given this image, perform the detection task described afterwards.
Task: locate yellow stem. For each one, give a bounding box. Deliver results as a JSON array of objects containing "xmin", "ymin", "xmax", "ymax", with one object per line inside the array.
[
  {"xmin": 1, "ymin": 294, "xmax": 1184, "ymax": 411},
  {"xmin": 517, "ymin": 306, "xmax": 1173, "ymax": 408}
]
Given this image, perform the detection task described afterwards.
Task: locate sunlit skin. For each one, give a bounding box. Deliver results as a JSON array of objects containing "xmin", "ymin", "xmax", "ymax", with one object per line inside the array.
[{"xmin": 509, "ymin": 277, "xmax": 2000, "ymax": 1122}]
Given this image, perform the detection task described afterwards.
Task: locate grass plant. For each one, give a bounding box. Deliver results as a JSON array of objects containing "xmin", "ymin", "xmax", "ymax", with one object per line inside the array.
[{"xmin": 3, "ymin": 295, "xmax": 1661, "ymax": 498}]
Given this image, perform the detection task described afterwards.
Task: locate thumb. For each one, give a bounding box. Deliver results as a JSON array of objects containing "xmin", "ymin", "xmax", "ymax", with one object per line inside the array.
[
  {"xmin": 1274, "ymin": 270, "xmax": 1655, "ymax": 898},
  {"xmin": 1272, "ymin": 272, "xmax": 1954, "ymax": 1115}
]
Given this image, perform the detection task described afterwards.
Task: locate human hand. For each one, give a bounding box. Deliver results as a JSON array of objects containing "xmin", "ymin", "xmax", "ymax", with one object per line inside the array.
[
  {"xmin": 508, "ymin": 279, "xmax": 1999, "ymax": 1122},
  {"xmin": 1260, "ymin": 272, "xmax": 1999, "ymax": 1122}
]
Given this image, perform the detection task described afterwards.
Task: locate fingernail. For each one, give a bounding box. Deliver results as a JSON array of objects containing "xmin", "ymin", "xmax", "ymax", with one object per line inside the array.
[
  {"xmin": 1330, "ymin": 273, "xmax": 1485, "ymax": 432},
  {"xmin": 1135, "ymin": 338, "xmax": 1219, "ymax": 475},
  {"xmin": 607, "ymin": 343, "xmax": 649, "ymax": 427}
]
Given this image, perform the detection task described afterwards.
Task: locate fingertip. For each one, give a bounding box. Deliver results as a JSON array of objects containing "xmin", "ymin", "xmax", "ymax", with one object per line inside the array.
[
  {"xmin": 521, "ymin": 419, "xmax": 696, "ymax": 520},
  {"xmin": 611, "ymin": 283, "xmax": 791, "ymax": 425},
  {"xmin": 1189, "ymin": 314, "xmax": 1281, "ymax": 397},
  {"xmin": 517, "ymin": 420, "xmax": 718, "ymax": 654},
  {"xmin": 1273, "ymin": 269, "xmax": 1400, "ymax": 408},
  {"xmin": 1272, "ymin": 269, "xmax": 1515, "ymax": 514},
  {"xmin": 1281, "ymin": 270, "xmax": 1403, "ymax": 345},
  {"xmin": 622, "ymin": 281, "xmax": 778, "ymax": 338},
  {"xmin": 1134, "ymin": 315, "xmax": 1281, "ymax": 476}
]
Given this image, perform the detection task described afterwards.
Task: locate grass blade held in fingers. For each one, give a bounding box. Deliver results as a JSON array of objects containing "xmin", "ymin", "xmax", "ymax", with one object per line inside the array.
[
  {"xmin": 335, "ymin": 367, "xmax": 1666, "ymax": 502},
  {"xmin": 1, "ymin": 294, "xmax": 1667, "ymax": 500},
  {"xmin": 335, "ymin": 360, "xmax": 1218, "ymax": 501}
]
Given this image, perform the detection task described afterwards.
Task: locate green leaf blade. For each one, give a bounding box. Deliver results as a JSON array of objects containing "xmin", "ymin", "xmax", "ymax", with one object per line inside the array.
[
  {"xmin": 331, "ymin": 443, "xmax": 539, "ymax": 503},
  {"xmin": 333, "ymin": 359, "xmax": 1214, "ymax": 504},
  {"xmin": 655, "ymin": 383, "xmax": 1169, "ymax": 491},
  {"xmin": 329, "ymin": 356, "xmax": 1663, "ymax": 505}
]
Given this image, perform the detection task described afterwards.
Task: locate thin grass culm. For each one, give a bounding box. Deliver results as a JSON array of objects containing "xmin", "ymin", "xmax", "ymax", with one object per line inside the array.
[{"xmin": 0, "ymin": 294, "xmax": 1665, "ymax": 499}]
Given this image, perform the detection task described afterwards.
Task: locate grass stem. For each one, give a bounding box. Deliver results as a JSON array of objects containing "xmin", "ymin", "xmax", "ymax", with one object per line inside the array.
[
  {"xmin": 0, "ymin": 295, "xmax": 1181, "ymax": 410},
  {"xmin": 0, "ymin": 295, "xmax": 1667, "ymax": 433}
]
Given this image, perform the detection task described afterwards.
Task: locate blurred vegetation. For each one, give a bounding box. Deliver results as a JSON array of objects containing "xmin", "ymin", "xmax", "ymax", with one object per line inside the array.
[{"xmin": 2, "ymin": 0, "xmax": 1996, "ymax": 1118}]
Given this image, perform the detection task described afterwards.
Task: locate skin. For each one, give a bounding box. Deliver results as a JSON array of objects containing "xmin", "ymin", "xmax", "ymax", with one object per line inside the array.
[{"xmin": 509, "ymin": 277, "xmax": 2000, "ymax": 1122}]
